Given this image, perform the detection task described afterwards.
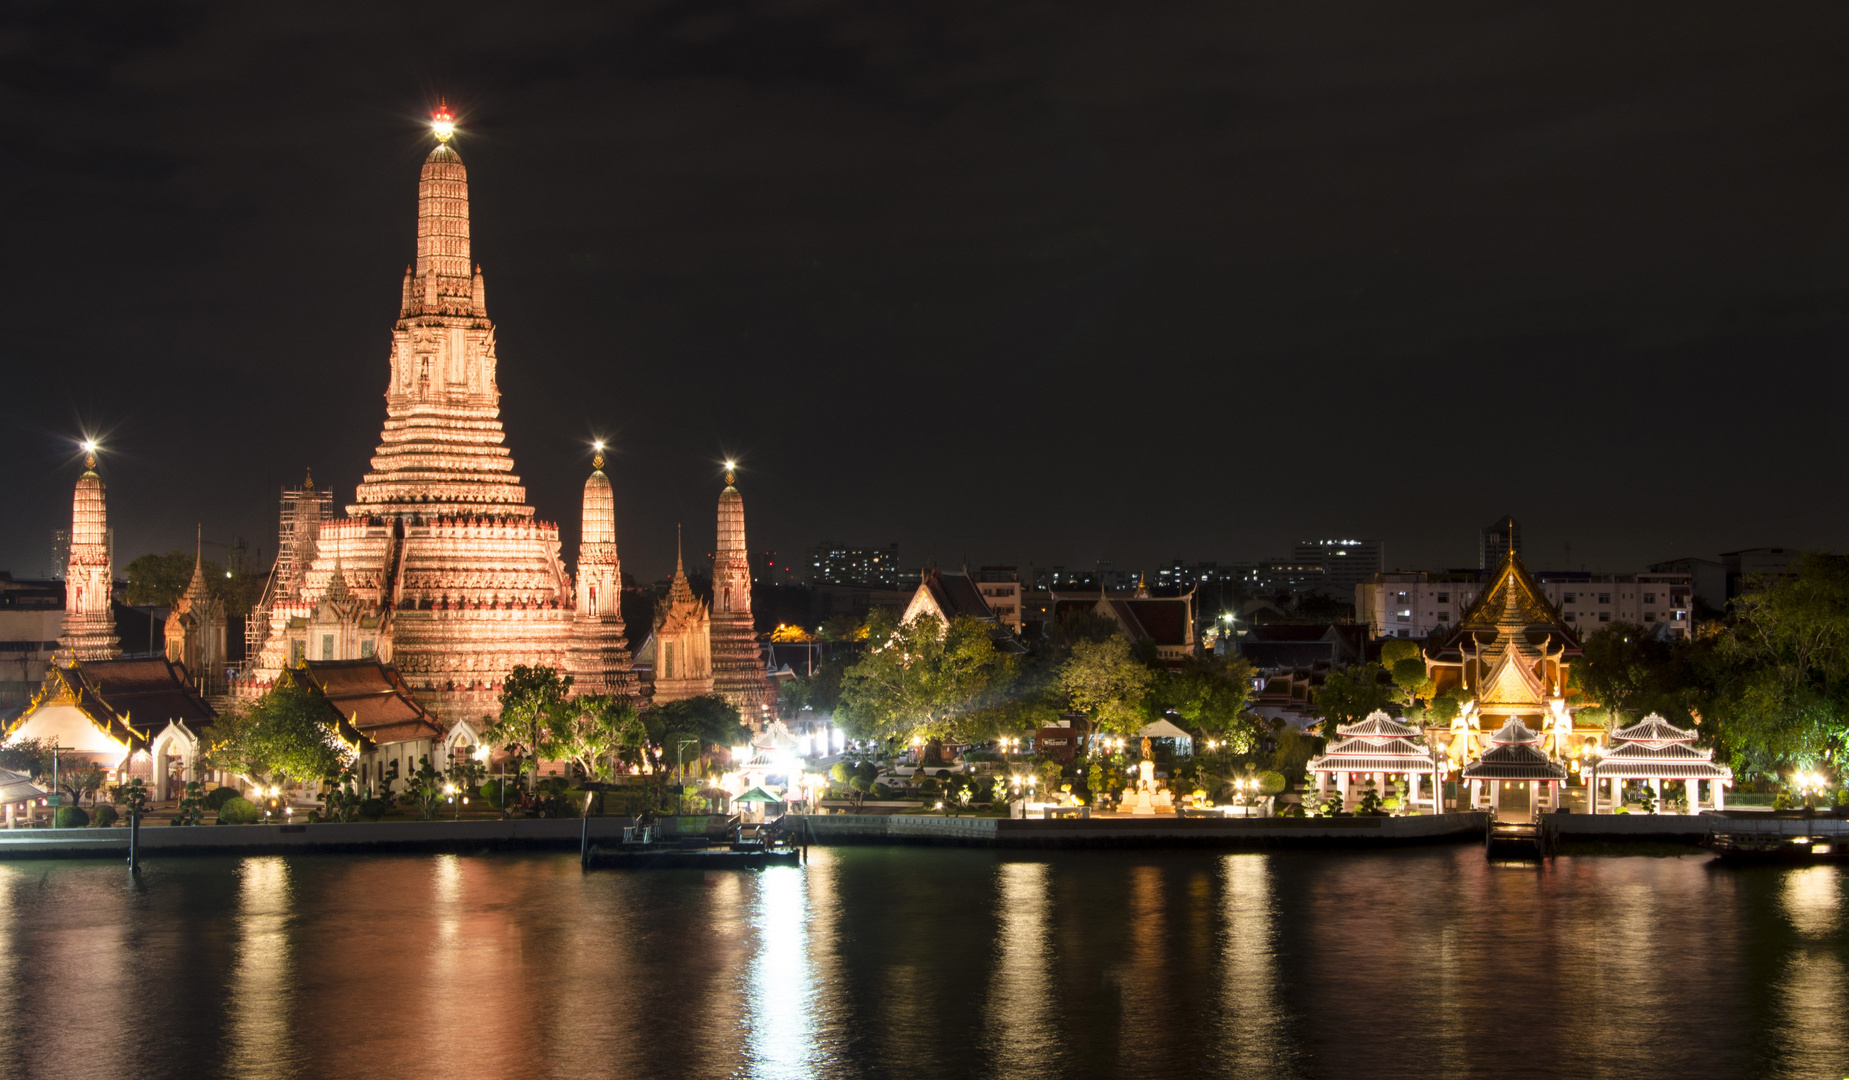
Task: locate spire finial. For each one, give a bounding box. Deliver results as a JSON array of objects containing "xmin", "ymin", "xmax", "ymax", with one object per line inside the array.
[
  {"xmin": 195, "ymin": 524, "xmax": 203, "ymax": 571},
  {"xmin": 676, "ymin": 523, "xmax": 684, "ymax": 572},
  {"xmin": 432, "ymin": 100, "xmax": 455, "ymax": 143},
  {"xmin": 303, "ymin": 467, "xmax": 315, "ymax": 492},
  {"xmin": 723, "ymin": 460, "xmax": 737, "ymax": 486},
  {"xmin": 592, "ymin": 440, "xmax": 604, "ymax": 471},
  {"xmin": 81, "ymin": 439, "xmax": 97, "ymax": 470}
]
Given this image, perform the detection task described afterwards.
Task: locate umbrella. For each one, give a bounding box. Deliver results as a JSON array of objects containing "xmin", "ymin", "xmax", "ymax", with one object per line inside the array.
[{"xmin": 733, "ymin": 786, "xmax": 784, "ymax": 804}]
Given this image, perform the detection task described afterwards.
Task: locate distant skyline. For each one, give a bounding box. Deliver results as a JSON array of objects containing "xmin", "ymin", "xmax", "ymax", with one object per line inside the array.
[{"xmin": 5, "ymin": 3, "xmax": 1847, "ymax": 582}]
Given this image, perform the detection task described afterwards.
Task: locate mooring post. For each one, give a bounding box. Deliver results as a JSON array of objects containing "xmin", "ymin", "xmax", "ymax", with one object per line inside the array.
[
  {"xmin": 128, "ymin": 809, "xmax": 140, "ymax": 876},
  {"xmin": 579, "ymin": 815, "xmax": 590, "ymax": 869}
]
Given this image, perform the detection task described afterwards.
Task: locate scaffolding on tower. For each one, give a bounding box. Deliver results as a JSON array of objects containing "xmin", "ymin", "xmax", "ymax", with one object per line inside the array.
[{"xmin": 244, "ymin": 475, "xmax": 332, "ymax": 669}]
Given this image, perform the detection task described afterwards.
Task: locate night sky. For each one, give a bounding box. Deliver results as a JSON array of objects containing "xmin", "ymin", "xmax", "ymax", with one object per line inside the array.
[{"xmin": 5, "ymin": 2, "xmax": 1848, "ymax": 584}]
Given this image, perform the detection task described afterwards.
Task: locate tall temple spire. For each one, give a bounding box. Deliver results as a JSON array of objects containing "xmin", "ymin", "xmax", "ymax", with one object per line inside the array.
[
  {"xmin": 710, "ymin": 463, "xmax": 772, "ymax": 722},
  {"xmin": 58, "ymin": 442, "xmax": 119, "ymax": 662},
  {"xmin": 564, "ymin": 444, "xmax": 637, "ymax": 699}
]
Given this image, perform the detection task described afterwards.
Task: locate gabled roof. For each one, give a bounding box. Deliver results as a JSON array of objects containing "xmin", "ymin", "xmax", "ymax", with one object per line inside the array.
[
  {"xmin": 1455, "ymin": 552, "xmax": 1560, "ymax": 630},
  {"xmin": 1610, "ymin": 713, "xmax": 1695, "ymax": 748},
  {"xmin": 1338, "ymin": 711, "xmax": 1422, "ymax": 741},
  {"xmin": 298, "ymin": 659, "xmax": 442, "ymax": 746},
  {"xmin": 922, "ymin": 569, "xmax": 995, "ymax": 622},
  {"xmin": 1461, "ymin": 720, "xmax": 1566, "ymax": 781},
  {"xmin": 1595, "ymin": 740, "xmax": 1732, "ymax": 779},
  {"xmin": 5, "ymin": 658, "xmax": 216, "ymax": 751},
  {"xmin": 80, "ymin": 658, "xmax": 216, "ymax": 725}
]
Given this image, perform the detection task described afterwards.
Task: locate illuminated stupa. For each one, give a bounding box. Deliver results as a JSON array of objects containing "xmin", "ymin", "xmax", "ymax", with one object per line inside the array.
[
  {"xmin": 56, "ymin": 442, "xmax": 121, "ymax": 663},
  {"xmin": 246, "ymin": 106, "xmax": 631, "ymax": 715},
  {"xmin": 709, "ymin": 464, "xmax": 773, "ymax": 723}
]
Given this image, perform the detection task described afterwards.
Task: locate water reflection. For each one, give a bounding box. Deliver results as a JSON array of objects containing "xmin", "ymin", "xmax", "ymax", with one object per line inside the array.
[
  {"xmin": 1218, "ymin": 855, "xmax": 1284, "ymax": 1076},
  {"xmin": 984, "ymin": 861, "xmax": 1056, "ymax": 1075},
  {"xmin": 1773, "ymin": 866, "xmax": 1846, "ymax": 1073},
  {"xmin": 226, "ymin": 856, "xmax": 299, "ymax": 1079},
  {"xmin": 1118, "ymin": 865, "xmax": 1169, "ymax": 1070},
  {"xmin": 745, "ymin": 866, "xmax": 817, "ymax": 1079}
]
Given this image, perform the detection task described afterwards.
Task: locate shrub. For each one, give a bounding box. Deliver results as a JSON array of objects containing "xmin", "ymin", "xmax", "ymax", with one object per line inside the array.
[
  {"xmin": 216, "ymin": 797, "xmax": 261, "ymax": 825},
  {"xmin": 53, "ymin": 805, "xmax": 89, "ymax": 829},
  {"xmin": 357, "ymin": 798, "xmax": 388, "ymax": 821},
  {"xmin": 205, "ymin": 786, "xmax": 241, "ymax": 811},
  {"xmin": 1256, "ymin": 771, "xmax": 1287, "ymax": 797},
  {"xmin": 91, "ymin": 804, "xmax": 118, "ymax": 828}
]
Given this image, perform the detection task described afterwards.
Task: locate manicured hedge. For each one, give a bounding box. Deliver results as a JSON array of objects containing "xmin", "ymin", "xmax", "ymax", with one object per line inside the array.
[
  {"xmin": 52, "ymin": 805, "xmax": 89, "ymax": 829},
  {"xmin": 216, "ymin": 797, "xmax": 261, "ymax": 825}
]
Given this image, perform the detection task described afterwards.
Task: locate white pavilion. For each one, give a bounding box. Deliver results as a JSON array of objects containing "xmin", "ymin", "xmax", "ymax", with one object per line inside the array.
[
  {"xmin": 1307, "ymin": 711, "xmax": 1441, "ymax": 813},
  {"xmin": 1590, "ymin": 713, "xmax": 1732, "ymax": 813}
]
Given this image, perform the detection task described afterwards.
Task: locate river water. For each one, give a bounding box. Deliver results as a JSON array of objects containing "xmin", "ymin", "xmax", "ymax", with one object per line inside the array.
[{"xmin": 0, "ymin": 846, "xmax": 1841, "ymax": 1079}]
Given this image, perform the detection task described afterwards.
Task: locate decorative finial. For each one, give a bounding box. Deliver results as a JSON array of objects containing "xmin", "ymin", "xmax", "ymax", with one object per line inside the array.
[
  {"xmin": 432, "ymin": 100, "xmax": 455, "ymax": 143},
  {"xmin": 303, "ymin": 467, "xmax": 315, "ymax": 491},
  {"xmin": 676, "ymin": 523, "xmax": 684, "ymax": 572},
  {"xmin": 724, "ymin": 460, "xmax": 737, "ymax": 485},
  {"xmin": 81, "ymin": 439, "xmax": 97, "ymax": 470},
  {"xmin": 592, "ymin": 440, "xmax": 604, "ymax": 470}
]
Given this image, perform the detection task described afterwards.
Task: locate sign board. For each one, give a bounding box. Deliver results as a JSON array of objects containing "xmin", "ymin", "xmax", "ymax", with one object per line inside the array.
[{"xmin": 45, "ymin": 795, "xmax": 60, "ymax": 808}]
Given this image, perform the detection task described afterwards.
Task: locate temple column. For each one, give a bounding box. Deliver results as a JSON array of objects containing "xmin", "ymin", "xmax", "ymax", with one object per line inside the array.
[
  {"xmin": 1687, "ymin": 778, "xmax": 1700, "ymax": 813},
  {"xmin": 1336, "ymin": 773, "xmax": 1349, "ymax": 806},
  {"xmin": 1714, "ymin": 783, "xmax": 1725, "ymax": 811},
  {"xmin": 1317, "ymin": 772, "xmax": 1329, "ymax": 799},
  {"xmin": 1649, "ymin": 778, "xmax": 1662, "ymax": 813},
  {"xmin": 1408, "ymin": 773, "xmax": 1422, "ymax": 813},
  {"xmin": 1374, "ymin": 772, "xmax": 1385, "ymax": 804},
  {"xmin": 1468, "ymin": 779, "xmax": 1479, "ymax": 810}
]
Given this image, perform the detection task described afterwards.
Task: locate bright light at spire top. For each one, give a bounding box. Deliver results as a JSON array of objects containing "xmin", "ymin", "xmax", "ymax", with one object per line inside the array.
[{"xmin": 432, "ymin": 101, "xmax": 455, "ymax": 143}]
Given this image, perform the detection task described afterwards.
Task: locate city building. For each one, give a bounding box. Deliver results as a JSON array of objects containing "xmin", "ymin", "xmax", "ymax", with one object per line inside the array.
[
  {"xmin": 808, "ymin": 543, "xmax": 902, "ymax": 589},
  {"xmin": 1292, "ymin": 539, "xmax": 1385, "ymax": 593},
  {"xmin": 975, "ymin": 566, "xmax": 1022, "ymax": 631},
  {"xmin": 0, "ymin": 576, "xmax": 68, "ymax": 712},
  {"xmin": 1357, "ymin": 569, "xmax": 1692, "ymax": 640},
  {"xmin": 1480, "ymin": 515, "xmax": 1521, "ymax": 569},
  {"xmin": 1648, "ymin": 556, "xmax": 1727, "ymax": 612},
  {"xmin": 1720, "ymin": 547, "xmax": 1799, "ymax": 598}
]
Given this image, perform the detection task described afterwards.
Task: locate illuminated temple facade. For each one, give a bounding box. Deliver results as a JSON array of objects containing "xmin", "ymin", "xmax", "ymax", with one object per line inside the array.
[
  {"xmin": 243, "ymin": 120, "xmax": 633, "ymax": 716},
  {"xmin": 57, "ymin": 448, "xmax": 120, "ymax": 663}
]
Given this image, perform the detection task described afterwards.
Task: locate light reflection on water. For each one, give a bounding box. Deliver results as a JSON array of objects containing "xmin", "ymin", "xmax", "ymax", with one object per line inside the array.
[{"xmin": 0, "ymin": 847, "xmax": 1840, "ymax": 1079}]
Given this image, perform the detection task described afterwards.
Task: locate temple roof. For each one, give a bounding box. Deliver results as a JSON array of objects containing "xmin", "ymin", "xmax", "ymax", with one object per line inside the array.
[
  {"xmin": 1610, "ymin": 713, "xmax": 1696, "ymax": 747},
  {"xmin": 1433, "ymin": 551, "xmax": 1579, "ymax": 662},
  {"xmin": 1462, "ymin": 720, "xmax": 1567, "ymax": 780},
  {"xmin": 1337, "ymin": 711, "xmax": 1423, "ymax": 741},
  {"xmin": 1595, "ymin": 740, "xmax": 1732, "ymax": 779},
  {"xmin": 289, "ymin": 659, "xmax": 442, "ymax": 749}
]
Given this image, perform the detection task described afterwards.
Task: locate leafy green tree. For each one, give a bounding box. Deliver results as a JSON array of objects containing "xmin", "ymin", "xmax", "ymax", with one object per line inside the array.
[
  {"xmin": 204, "ymin": 683, "xmax": 355, "ymax": 788},
  {"xmin": 0, "ymin": 738, "xmax": 48, "ymax": 778},
  {"xmin": 321, "ymin": 765, "xmax": 364, "ymax": 823},
  {"xmin": 1311, "ymin": 663, "xmax": 1397, "ymax": 732},
  {"xmin": 1057, "ymin": 635, "xmax": 1154, "ymax": 736},
  {"xmin": 1577, "ymin": 623, "xmax": 1700, "ymax": 726},
  {"xmin": 1706, "ymin": 553, "xmax": 1849, "ymax": 773},
  {"xmin": 1155, "ymin": 654, "xmax": 1261, "ymax": 748},
  {"xmin": 839, "ymin": 612, "xmax": 1017, "ymax": 746},
  {"xmin": 448, "ymin": 754, "xmax": 487, "ymax": 795},
  {"xmin": 124, "ymin": 551, "xmax": 200, "ymax": 607},
  {"xmin": 829, "ymin": 760, "xmax": 878, "ymax": 811},
  {"xmin": 557, "ymin": 695, "xmax": 645, "ymax": 781},
  {"xmin": 647, "ymin": 695, "xmax": 748, "ymax": 770},
  {"xmin": 486, "ymin": 665, "xmax": 573, "ymax": 792}
]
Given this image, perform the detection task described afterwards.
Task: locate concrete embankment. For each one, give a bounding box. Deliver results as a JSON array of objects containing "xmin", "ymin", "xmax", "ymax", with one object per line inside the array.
[
  {"xmin": 0, "ymin": 817, "xmax": 638, "ymax": 859},
  {"xmin": 802, "ymin": 812, "xmax": 1489, "ymax": 849}
]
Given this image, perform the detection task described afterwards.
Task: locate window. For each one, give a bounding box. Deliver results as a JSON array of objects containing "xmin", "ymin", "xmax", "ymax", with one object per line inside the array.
[
  {"xmin": 1643, "ymin": 592, "xmax": 1656, "ymax": 604},
  {"xmin": 361, "ymin": 639, "xmax": 375, "ymax": 658},
  {"xmin": 291, "ymin": 640, "xmax": 304, "ymax": 663},
  {"xmin": 1436, "ymin": 593, "xmax": 1449, "ymax": 603},
  {"xmin": 1395, "ymin": 591, "xmax": 1409, "ymax": 603},
  {"xmin": 1645, "ymin": 613, "xmax": 1656, "ymax": 622},
  {"xmin": 322, "ymin": 634, "xmax": 334, "ymax": 660},
  {"xmin": 723, "ymin": 588, "xmax": 732, "ymax": 612},
  {"xmin": 1565, "ymin": 611, "xmax": 1575, "ymax": 619},
  {"xmin": 1563, "ymin": 592, "xmax": 1576, "ymax": 604},
  {"xmin": 1598, "ymin": 593, "xmax": 1611, "ymax": 605},
  {"xmin": 587, "ymin": 584, "xmax": 598, "ymax": 617},
  {"xmin": 1673, "ymin": 611, "xmax": 1687, "ymax": 621},
  {"xmin": 1599, "ymin": 612, "xmax": 1611, "ymax": 622}
]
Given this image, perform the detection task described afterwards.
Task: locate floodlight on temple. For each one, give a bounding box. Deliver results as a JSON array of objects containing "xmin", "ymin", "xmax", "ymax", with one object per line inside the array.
[{"xmin": 432, "ymin": 102, "xmax": 455, "ymax": 143}]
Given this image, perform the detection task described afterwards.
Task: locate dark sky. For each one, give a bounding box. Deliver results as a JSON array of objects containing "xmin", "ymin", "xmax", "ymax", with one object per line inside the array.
[{"xmin": 5, "ymin": 2, "xmax": 1848, "ymax": 584}]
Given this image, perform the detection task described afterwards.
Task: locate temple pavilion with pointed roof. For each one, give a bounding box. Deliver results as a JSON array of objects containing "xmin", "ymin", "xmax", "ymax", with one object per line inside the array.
[{"xmin": 1425, "ymin": 550, "xmax": 1584, "ymax": 741}]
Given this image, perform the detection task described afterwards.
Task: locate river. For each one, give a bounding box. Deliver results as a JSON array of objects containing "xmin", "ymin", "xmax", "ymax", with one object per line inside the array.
[{"xmin": 0, "ymin": 846, "xmax": 1840, "ymax": 1079}]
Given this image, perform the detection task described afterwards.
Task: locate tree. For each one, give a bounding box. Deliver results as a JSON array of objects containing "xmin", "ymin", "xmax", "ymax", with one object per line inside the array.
[
  {"xmin": 485, "ymin": 665, "xmax": 573, "ymax": 792},
  {"xmin": 1057, "ymin": 635, "xmax": 1154, "ymax": 736},
  {"xmin": 647, "ymin": 695, "xmax": 748, "ymax": 769},
  {"xmin": 838, "ymin": 612, "xmax": 1016, "ymax": 746},
  {"xmin": 1311, "ymin": 663, "xmax": 1397, "ymax": 732},
  {"xmin": 204, "ymin": 682, "xmax": 355, "ymax": 788},
  {"xmin": 1155, "ymin": 654, "xmax": 1262, "ymax": 749},
  {"xmin": 0, "ymin": 738, "xmax": 48, "ymax": 778},
  {"xmin": 556, "ymin": 695, "xmax": 645, "ymax": 781},
  {"xmin": 406, "ymin": 755, "xmax": 447, "ymax": 821},
  {"xmin": 1577, "ymin": 623, "xmax": 1701, "ymax": 727},
  {"xmin": 124, "ymin": 550, "xmax": 199, "ymax": 607},
  {"xmin": 1380, "ymin": 639, "xmax": 1433, "ymax": 705},
  {"xmin": 830, "ymin": 759, "xmax": 878, "ymax": 811},
  {"xmin": 1707, "ymin": 552, "xmax": 1849, "ymax": 773}
]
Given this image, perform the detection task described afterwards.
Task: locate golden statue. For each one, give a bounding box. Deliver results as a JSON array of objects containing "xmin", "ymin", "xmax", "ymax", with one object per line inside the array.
[{"xmin": 1140, "ymin": 736, "xmax": 1153, "ymax": 761}]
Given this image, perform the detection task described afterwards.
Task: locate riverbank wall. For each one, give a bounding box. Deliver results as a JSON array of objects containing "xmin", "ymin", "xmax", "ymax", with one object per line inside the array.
[
  {"xmin": 0, "ymin": 817, "xmax": 635, "ymax": 859},
  {"xmin": 800, "ymin": 812, "xmax": 1488, "ymax": 849}
]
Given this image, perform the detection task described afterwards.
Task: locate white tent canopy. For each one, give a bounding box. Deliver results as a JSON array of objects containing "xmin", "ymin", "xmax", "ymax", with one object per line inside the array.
[{"xmin": 1138, "ymin": 718, "xmax": 1195, "ymax": 755}]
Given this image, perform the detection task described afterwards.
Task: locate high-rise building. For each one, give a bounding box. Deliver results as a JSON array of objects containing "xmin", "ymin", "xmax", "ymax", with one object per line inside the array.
[
  {"xmin": 1481, "ymin": 515, "xmax": 1521, "ymax": 569},
  {"xmin": 1292, "ymin": 539, "xmax": 1385, "ymax": 593},
  {"xmin": 808, "ymin": 542, "xmax": 901, "ymax": 589}
]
